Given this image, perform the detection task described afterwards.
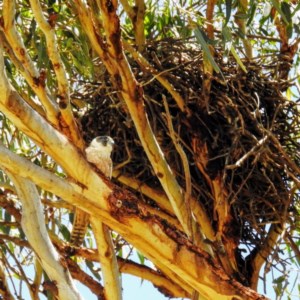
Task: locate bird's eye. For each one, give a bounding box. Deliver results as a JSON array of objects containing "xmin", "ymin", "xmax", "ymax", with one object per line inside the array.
[
  {"xmin": 95, "ymin": 136, "xmax": 108, "ymax": 145},
  {"xmin": 93, "ymin": 136, "xmax": 113, "ymax": 147}
]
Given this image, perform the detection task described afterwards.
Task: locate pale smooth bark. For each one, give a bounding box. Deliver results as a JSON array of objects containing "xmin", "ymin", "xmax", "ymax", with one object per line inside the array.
[
  {"xmin": 91, "ymin": 219, "xmax": 122, "ymax": 300},
  {"xmin": 0, "ymin": 143, "xmax": 267, "ymax": 300},
  {"xmin": 7, "ymin": 173, "xmax": 82, "ymax": 300},
  {"xmin": 0, "ymin": 3, "xmax": 272, "ymax": 299}
]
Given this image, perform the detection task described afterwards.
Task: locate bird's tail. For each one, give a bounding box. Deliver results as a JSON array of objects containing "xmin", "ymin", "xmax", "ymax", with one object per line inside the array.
[{"xmin": 70, "ymin": 209, "xmax": 90, "ymax": 246}]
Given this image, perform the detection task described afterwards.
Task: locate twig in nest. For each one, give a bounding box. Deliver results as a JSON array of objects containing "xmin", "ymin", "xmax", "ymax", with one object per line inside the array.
[
  {"xmin": 225, "ymin": 134, "xmax": 270, "ymax": 170},
  {"xmin": 162, "ymin": 95, "xmax": 193, "ymax": 238}
]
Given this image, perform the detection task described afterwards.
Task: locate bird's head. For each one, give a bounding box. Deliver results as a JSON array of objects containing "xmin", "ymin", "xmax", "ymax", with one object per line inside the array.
[{"xmin": 88, "ymin": 136, "xmax": 115, "ymax": 154}]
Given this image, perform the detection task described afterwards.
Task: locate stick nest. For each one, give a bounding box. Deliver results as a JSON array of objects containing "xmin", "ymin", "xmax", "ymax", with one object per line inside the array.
[{"xmin": 74, "ymin": 38, "xmax": 300, "ymax": 250}]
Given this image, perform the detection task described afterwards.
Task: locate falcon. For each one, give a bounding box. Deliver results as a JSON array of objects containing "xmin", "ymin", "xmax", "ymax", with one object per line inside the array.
[{"xmin": 70, "ymin": 136, "xmax": 114, "ymax": 246}]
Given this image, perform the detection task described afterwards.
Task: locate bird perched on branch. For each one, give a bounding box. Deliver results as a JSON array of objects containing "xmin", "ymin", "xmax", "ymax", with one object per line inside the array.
[{"xmin": 70, "ymin": 136, "xmax": 114, "ymax": 246}]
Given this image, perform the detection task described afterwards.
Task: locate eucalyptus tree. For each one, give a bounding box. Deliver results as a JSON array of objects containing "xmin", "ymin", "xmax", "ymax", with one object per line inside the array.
[{"xmin": 0, "ymin": 1, "xmax": 299, "ymax": 300}]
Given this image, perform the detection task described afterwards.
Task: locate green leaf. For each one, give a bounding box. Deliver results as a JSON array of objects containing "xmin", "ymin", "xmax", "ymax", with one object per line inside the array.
[
  {"xmin": 194, "ymin": 26, "xmax": 222, "ymax": 74},
  {"xmin": 3, "ymin": 211, "xmax": 11, "ymax": 234},
  {"xmin": 59, "ymin": 223, "xmax": 70, "ymax": 241},
  {"xmin": 281, "ymin": 2, "xmax": 292, "ymax": 24},
  {"xmin": 137, "ymin": 251, "xmax": 145, "ymax": 265},
  {"xmin": 118, "ymin": 248, "xmax": 123, "ymax": 257},
  {"xmin": 270, "ymin": 0, "xmax": 289, "ymax": 24},
  {"xmin": 4, "ymin": 210, "xmax": 11, "ymax": 222},
  {"xmin": 222, "ymin": 26, "xmax": 232, "ymax": 42},
  {"xmin": 230, "ymin": 45, "xmax": 247, "ymax": 73},
  {"xmin": 236, "ymin": 28, "xmax": 246, "ymax": 39},
  {"xmin": 287, "ymin": 23, "xmax": 293, "ymax": 39},
  {"xmin": 25, "ymin": 19, "xmax": 36, "ymax": 47},
  {"xmin": 86, "ymin": 260, "xmax": 101, "ymax": 281},
  {"xmin": 4, "ymin": 58, "xmax": 13, "ymax": 75},
  {"xmin": 246, "ymin": 2, "xmax": 256, "ymax": 26},
  {"xmin": 273, "ymin": 275, "xmax": 286, "ymax": 284},
  {"xmin": 7, "ymin": 241, "xmax": 15, "ymax": 253},
  {"xmin": 225, "ymin": 0, "xmax": 232, "ymax": 25}
]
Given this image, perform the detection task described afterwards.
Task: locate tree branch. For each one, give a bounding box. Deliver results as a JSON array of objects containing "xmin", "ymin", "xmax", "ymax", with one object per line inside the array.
[
  {"xmin": 113, "ymin": 170, "xmax": 174, "ymax": 213},
  {"xmin": 2, "ymin": 0, "xmax": 59, "ymax": 124},
  {"xmin": 0, "ymin": 47, "xmax": 109, "ymax": 201},
  {"xmin": 0, "ymin": 260, "xmax": 14, "ymax": 300},
  {"xmin": 91, "ymin": 219, "xmax": 122, "ymax": 300},
  {"xmin": 234, "ymin": 0, "xmax": 253, "ymax": 58},
  {"xmin": 28, "ymin": 0, "xmax": 83, "ymax": 147},
  {"xmin": 66, "ymin": 257, "xmax": 105, "ymax": 298},
  {"xmin": 0, "ymin": 143, "xmax": 268, "ymax": 299},
  {"xmin": 7, "ymin": 173, "xmax": 83, "ymax": 300},
  {"xmin": 249, "ymin": 224, "xmax": 282, "ymax": 290},
  {"xmin": 123, "ymin": 40, "xmax": 189, "ymax": 114},
  {"xmin": 96, "ymin": 0, "xmax": 192, "ymax": 237}
]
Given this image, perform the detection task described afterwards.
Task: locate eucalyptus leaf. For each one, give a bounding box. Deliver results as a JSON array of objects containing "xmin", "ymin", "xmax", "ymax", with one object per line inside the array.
[
  {"xmin": 194, "ymin": 26, "xmax": 221, "ymax": 74},
  {"xmin": 230, "ymin": 46, "xmax": 247, "ymax": 73},
  {"xmin": 270, "ymin": 0, "xmax": 289, "ymax": 24},
  {"xmin": 137, "ymin": 251, "xmax": 145, "ymax": 265},
  {"xmin": 281, "ymin": 2, "xmax": 292, "ymax": 24},
  {"xmin": 86, "ymin": 260, "xmax": 101, "ymax": 281},
  {"xmin": 225, "ymin": 0, "xmax": 232, "ymax": 25}
]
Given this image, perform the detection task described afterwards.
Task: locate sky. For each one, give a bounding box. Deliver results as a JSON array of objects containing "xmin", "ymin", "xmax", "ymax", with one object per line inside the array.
[
  {"xmin": 4, "ymin": 240, "xmax": 299, "ymax": 299},
  {"xmin": 77, "ymin": 269, "xmax": 299, "ymax": 300},
  {"xmin": 76, "ymin": 250, "xmax": 300, "ymax": 300}
]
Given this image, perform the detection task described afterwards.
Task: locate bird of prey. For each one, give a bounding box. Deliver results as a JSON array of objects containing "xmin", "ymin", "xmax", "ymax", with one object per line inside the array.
[{"xmin": 70, "ymin": 136, "xmax": 114, "ymax": 246}]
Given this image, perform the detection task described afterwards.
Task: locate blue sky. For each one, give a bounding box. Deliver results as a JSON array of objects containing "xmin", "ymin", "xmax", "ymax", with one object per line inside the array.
[
  {"xmin": 6, "ymin": 246, "xmax": 299, "ymax": 299},
  {"xmin": 77, "ymin": 270, "xmax": 299, "ymax": 300}
]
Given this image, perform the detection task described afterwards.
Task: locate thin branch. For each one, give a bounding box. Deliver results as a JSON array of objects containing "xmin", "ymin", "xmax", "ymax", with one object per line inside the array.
[
  {"xmin": 226, "ymin": 135, "xmax": 270, "ymax": 170},
  {"xmin": 2, "ymin": 0, "xmax": 38, "ymax": 78},
  {"xmin": 162, "ymin": 95, "xmax": 193, "ymax": 235},
  {"xmin": 2, "ymin": 0, "xmax": 59, "ymax": 124},
  {"xmin": 7, "ymin": 173, "xmax": 83, "ymax": 300},
  {"xmin": 123, "ymin": 40, "xmax": 189, "ymax": 114},
  {"xmin": 234, "ymin": 0, "xmax": 253, "ymax": 58},
  {"xmin": 120, "ymin": 0, "xmax": 135, "ymax": 19},
  {"xmin": 0, "ymin": 260, "xmax": 14, "ymax": 300},
  {"xmin": 0, "ymin": 32, "xmax": 46, "ymax": 117},
  {"xmin": 249, "ymin": 224, "xmax": 282, "ymax": 290},
  {"xmin": 32, "ymin": 259, "xmax": 43, "ymax": 300},
  {"xmin": 2, "ymin": 242, "xmax": 36, "ymax": 300},
  {"xmin": 120, "ymin": 0, "xmax": 145, "ymax": 51},
  {"xmin": 118, "ymin": 257, "xmax": 190, "ymax": 298},
  {"xmin": 29, "ymin": 0, "xmax": 83, "ymax": 148},
  {"xmin": 134, "ymin": 0, "xmax": 146, "ymax": 51},
  {"xmin": 269, "ymin": 133, "xmax": 300, "ymax": 176},
  {"xmin": 0, "ymin": 234, "xmax": 29, "ymax": 248},
  {"xmin": 91, "ymin": 220, "xmax": 122, "ymax": 300},
  {"xmin": 285, "ymin": 235, "xmax": 300, "ymax": 262},
  {"xmin": 113, "ymin": 170, "xmax": 174, "ymax": 213},
  {"xmin": 206, "ymin": 0, "xmax": 217, "ymax": 40},
  {"xmin": 66, "ymin": 258, "xmax": 105, "ymax": 298},
  {"xmin": 73, "ymin": 0, "xmax": 115, "ymax": 74},
  {"xmin": 1, "ymin": 250, "xmax": 19, "ymax": 299},
  {"xmin": 0, "ymin": 196, "xmax": 22, "ymax": 223},
  {"xmin": 201, "ymin": 0, "xmax": 217, "ymax": 110}
]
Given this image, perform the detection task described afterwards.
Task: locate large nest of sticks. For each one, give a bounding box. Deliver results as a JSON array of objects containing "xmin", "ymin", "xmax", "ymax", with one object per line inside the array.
[{"xmin": 73, "ymin": 38, "xmax": 300, "ymax": 250}]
